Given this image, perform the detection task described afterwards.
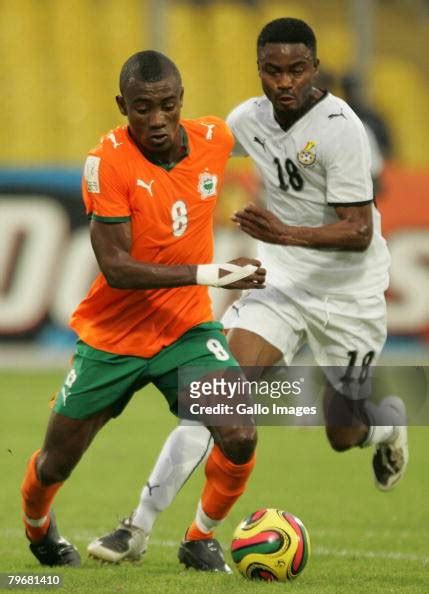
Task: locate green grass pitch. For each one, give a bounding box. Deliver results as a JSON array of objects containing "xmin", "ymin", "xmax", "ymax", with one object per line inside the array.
[{"xmin": 0, "ymin": 371, "xmax": 428, "ymax": 593}]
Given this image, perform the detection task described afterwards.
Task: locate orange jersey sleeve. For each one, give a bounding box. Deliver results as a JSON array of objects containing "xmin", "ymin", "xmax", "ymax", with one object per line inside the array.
[
  {"xmin": 82, "ymin": 130, "xmax": 131, "ymax": 222},
  {"xmin": 71, "ymin": 118, "xmax": 234, "ymax": 358}
]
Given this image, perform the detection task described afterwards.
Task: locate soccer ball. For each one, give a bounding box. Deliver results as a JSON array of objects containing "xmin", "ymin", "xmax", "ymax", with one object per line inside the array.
[{"xmin": 231, "ymin": 508, "xmax": 310, "ymax": 582}]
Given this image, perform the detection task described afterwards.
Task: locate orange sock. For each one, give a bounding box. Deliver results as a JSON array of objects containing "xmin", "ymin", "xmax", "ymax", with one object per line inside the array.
[
  {"xmin": 186, "ymin": 445, "xmax": 256, "ymax": 541},
  {"xmin": 21, "ymin": 449, "xmax": 63, "ymax": 542},
  {"xmin": 186, "ymin": 521, "xmax": 213, "ymax": 541}
]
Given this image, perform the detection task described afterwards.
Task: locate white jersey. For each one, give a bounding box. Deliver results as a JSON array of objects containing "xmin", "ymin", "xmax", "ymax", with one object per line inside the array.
[{"xmin": 227, "ymin": 93, "xmax": 390, "ymax": 297}]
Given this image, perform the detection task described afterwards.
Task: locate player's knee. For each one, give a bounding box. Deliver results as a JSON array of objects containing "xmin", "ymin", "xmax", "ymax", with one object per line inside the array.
[
  {"xmin": 325, "ymin": 427, "xmax": 355, "ymax": 452},
  {"xmin": 38, "ymin": 465, "xmax": 70, "ymax": 485},
  {"xmin": 222, "ymin": 426, "xmax": 257, "ymax": 464},
  {"xmin": 37, "ymin": 453, "xmax": 72, "ymax": 485}
]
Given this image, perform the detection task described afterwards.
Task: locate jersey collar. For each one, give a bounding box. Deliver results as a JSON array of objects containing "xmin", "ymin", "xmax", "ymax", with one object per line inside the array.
[
  {"xmin": 143, "ymin": 126, "xmax": 189, "ymax": 171},
  {"xmin": 159, "ymin": 126, "xmax": 189, "ymax": 171},
  {"xmin": 272, "ymin": 89, "xmax": 329, "ymax": 132},
  {"xmin": 126, "ymin": 125, "xmax": 189, "ymax": 171}
]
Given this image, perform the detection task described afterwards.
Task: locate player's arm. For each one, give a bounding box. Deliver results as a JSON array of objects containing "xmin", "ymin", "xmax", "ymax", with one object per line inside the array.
[
  {"xmin": 91, "ymin": 219, "xmax": 193, "ymax": 288},
  {"xmin": 90, "ymin": 219, "xmax": 266, "ymax": 289},
  {"xmin": 232, "ymin": 202, "xmax": 372, "ymax": 251}
]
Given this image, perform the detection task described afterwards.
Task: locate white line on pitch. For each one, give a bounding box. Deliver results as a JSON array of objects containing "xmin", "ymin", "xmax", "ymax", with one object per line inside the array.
[
  {"xmin": 314, "ymin": 546, "xmax": 429, "ymax": 565},
  {"xmin": 2, "ymin": 529, "xmax": 428, "ymax": 565},
  {"xmin": 147, "ymin": 539, "xmax": 429, "ymax": 566}
]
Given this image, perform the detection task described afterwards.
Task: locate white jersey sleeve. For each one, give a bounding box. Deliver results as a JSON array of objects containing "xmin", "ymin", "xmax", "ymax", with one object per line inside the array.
[
  {"xmin": 364, "ymin": 124, "xmax": 384, "ymax": 178},
  {"xmin": 227, "ymin": 107, "xmax": 249, "ymax": 157},
  {"xmin": 322, "ymin": 114, "xmax": 373, "ymax": 205}
]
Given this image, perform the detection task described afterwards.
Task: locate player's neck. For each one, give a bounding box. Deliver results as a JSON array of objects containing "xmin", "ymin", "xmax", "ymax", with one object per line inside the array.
[
  {"xmin": 129, "ymin": 126, "xmax": 186, "ymax": 168},
  {"xmin": 274, "ymin": 87, "xmax": 325, "ymax": 131}
]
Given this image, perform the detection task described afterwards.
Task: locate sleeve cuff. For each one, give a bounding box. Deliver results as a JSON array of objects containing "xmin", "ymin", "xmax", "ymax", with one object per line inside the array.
[
  {"xmin": 91, "ymin": 214, "xmax": 131, "ymax": 223},
  {"xmin": 327, "ymin": 199, "xmax": 373, "ymax": 207}
]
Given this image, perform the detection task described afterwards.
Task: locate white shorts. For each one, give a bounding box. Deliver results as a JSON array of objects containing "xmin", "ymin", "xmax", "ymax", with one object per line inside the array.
[{"xmin": 221, "ymin": 283, "xmax": 387, "ymax": 370}]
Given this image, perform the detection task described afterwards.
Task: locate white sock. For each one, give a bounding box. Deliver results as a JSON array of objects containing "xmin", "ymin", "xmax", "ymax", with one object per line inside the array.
[
  {"xmin": 132, "ymin": 422, "xmax": 213, "ymax": 534},
  {"xmin": 362, "ymin": 424, "xmax": 395, "ymax": 447},
  {"xmin": 194, "ymin": 500, "xmax": 221, "ymax": 534},
  {"xmin": 361, "ymin": 396, "xmax": 403, "ymax": 447}
]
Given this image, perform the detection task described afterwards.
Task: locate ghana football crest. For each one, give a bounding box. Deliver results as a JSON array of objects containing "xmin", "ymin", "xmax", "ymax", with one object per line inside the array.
[
  {"xmin": 297, "ymin": 141, "xmax": 317, "ymax": 167},
  {"xmin": 198, "ymin": 171, "xmax": 218, "ymax": 199}
]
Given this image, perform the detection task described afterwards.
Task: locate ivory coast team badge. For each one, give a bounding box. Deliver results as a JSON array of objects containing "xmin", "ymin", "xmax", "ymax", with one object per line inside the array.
[
  {"xmin": 297, "ymin": 141, "xmax": 317, "ymax": 167},
  {"xmin": 198, "ymin": 171, "xmax": 218, "ymax": 198}
]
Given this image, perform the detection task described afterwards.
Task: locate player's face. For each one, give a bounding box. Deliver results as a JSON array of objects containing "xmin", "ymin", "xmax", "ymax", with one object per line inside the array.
[
  {"xmin": 258, "ymin": 43, "xmax": 319, "ymax": 117},
  {"xmin": 116, "ymin": 75, "xmax": 183, "ymax": 156}
]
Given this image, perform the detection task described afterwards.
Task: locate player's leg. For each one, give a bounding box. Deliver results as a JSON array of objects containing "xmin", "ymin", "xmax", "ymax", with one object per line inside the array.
[
  {"xmin": 323, "ymin": 384, "xmax": 408, "ymax": 489},
  {"xmin": 223, "ymin": 283, "xmax": 305, "ymax": 368},
  {"xmin": 176, "ymin": 327, "xmax": 291, "ymax": 572},
  {"xmin": 22, "ymin": 408, "xmax": 113, "ymax": 567},
  {"xmin": 133, "ymin": 421, "xmax": 213, "ymax": 533},
  {"xmin": 176, "ymin": 420, "xmax": 256, "ymax": 574},
  {"xmin": 87, "ymin": 420, "xmax": 214, "ymax": 563},
  {"xmin": 175, "ymin": 286, "xmax": 302, "ymax": 570},
  {"xmin": 22, "ymin": 341, "xmax": 146, "ymax": 566},
  {"xmin": 177, "ymin": 296, "xmax": 300, "ymax": 572},
  {"xmin": 307, "ymin": 292, "xmax": 408, "ymax": 489}
]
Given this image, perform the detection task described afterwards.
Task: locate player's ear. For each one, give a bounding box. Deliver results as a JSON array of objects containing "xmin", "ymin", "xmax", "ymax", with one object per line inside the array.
[
  {"xmin": 179, "ymin": 87, "xmax": 184, "ymax": 108},
  {"xmin": 314, "ymin": 58, "xmax": 320, "ymax": 71},
  {"xmin": 116, "ymin": 95, "xmax": 127, "ymax": 116}
]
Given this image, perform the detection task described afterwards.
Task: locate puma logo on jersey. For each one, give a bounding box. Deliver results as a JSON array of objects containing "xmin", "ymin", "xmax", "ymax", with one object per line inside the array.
[
  {"xmin": 253, "ymin": 136, "xmax": 266, "ymax": 151},
  {"xmin": 136, "ymin": 178, "xmax": 155, "ymax": 196},
  {"xmin": 232, "ymin": 304, "xmax": 240, "ymax": 317},
  {"xmin": 107, "ymin": 132, "xmax": 123, "ymax": 149},
  {"xmin": 200, "ymin": 123, "xmax": 215, "ymax": 140},
  {"xmin": 328, "ymin": 109, "xmax": 346, "ymax": 120}
]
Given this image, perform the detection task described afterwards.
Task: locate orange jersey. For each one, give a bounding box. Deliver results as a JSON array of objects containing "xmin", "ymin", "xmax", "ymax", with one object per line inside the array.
[{"xmin": 70, "ymin": 117, "xmax": 234, "ymax": 357}]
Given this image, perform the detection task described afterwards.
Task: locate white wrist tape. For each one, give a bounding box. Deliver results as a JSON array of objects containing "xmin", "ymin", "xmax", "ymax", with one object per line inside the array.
[{"xmin": 196, "ymin": 263, "xmax": 258, "ymax": 287}]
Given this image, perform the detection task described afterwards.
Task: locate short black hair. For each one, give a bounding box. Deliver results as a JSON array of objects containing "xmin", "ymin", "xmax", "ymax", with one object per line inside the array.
[
  {"xmin": 119, "ymin": 50, "xmax": 182, "ymax": 93},
  {"xmin": 257, "ymin": 18, "xmax": 317, "ymax": 58}
]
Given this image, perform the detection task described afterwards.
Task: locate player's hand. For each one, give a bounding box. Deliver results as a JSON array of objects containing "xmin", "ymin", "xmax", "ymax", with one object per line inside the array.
[
  {"xmin": 195, "ymin": 259, "xmax": 265, "ymax": 289},
  {"xmin": 232, "ymin": 203, "xmax": 286, "ymax": 244},
  {"xmin": 219, "ymin": 258, "xmax": 267, "ymax": 290},
  {"xmin": 221, "ymin": 257, "xmax": 266, "ymax": 290}
]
